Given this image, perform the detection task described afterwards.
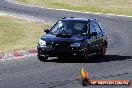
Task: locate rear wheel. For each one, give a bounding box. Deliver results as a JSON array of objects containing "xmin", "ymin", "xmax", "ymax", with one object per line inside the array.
[
  {"xmin": 38, "ymin": 55, "xmax": 48, "ymax": 62},
  {"xmin": 98, "ymin": 44, "xmax": 107, "ymax": 58}
]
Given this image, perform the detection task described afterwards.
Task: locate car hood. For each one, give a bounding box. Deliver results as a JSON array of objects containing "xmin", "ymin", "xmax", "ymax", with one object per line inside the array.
[{"xmin": 41, "ymin": 34, "xmax": 86, "ymax": 44}]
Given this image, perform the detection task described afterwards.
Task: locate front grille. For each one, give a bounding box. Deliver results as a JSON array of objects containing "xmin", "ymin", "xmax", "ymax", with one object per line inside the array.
[{"xmin": 46, "ymin": 42, "xmax": 70, "ymax": 47}]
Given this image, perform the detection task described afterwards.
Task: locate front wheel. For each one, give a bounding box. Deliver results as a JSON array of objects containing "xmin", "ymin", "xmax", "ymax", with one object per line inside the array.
[
  {"xmin": 98, "ymin": 44, "xmax": 107, "ymax": 58},
  {"xmin": 38, "ymin": 55, "xmax": 48, "ymax": 62},
  {"xmin": 82, "ymin": 46, "xmax": 90, "ymax": 62}
]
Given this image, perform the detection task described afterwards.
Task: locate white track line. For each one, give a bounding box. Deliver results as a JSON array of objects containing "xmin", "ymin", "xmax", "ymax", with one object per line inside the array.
[
  {"xmin": 0, "ymin": 11, "xmax": 45, "ymax": 22},
  {"xmin": 0, "ymin": 11, "xmax": 34, "ymax": 21},
  {"xmin": 5, "ymin": 0, "xmax": 132, "ymax": 18}
]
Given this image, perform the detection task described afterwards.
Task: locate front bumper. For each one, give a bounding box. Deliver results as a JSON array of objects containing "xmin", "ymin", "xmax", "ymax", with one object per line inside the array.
[{"xmin": 37, "ymin": 45, "xmax": 83, "ymax": 57}]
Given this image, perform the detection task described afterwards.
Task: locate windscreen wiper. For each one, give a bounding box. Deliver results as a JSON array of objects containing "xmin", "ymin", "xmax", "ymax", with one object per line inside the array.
[{"xmin": 56, "ymin": 33, "xmax": 73, "ymax": 38}]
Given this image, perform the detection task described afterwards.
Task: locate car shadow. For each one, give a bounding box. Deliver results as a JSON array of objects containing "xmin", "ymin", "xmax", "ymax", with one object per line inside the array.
[{"xmin": 46, "ymin": 55, "xmax": 132, "ymax": 63}]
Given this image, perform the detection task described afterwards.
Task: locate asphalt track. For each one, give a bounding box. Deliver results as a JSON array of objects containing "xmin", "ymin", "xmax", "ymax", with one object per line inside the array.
[{"xmin": 0, "ymin": 0, "xmax": 132, "ymax": 88}]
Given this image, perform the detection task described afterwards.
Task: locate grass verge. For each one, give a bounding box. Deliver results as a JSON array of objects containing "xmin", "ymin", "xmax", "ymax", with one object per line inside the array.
[
  {"xmin": 17, "ymin": 0, "xmax": 132, "ymax": 16},
  {"xmin": 0, "ymin": 16, "xmax": 50, "ymax": 53}
]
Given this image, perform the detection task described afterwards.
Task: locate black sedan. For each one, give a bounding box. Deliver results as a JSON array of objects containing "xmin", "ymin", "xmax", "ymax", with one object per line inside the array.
[{"xmin": 37, "ymin": 17, "xmax": 108, "ymax": 61}]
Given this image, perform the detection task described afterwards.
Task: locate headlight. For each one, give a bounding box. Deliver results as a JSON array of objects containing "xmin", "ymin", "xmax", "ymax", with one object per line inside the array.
[
  {"xmin": 39, "ymin": 39, "xmax": 46, "ymax": 46},
  {"xmin": 70, "ymin": 42, "xmax": 81, "ymax": 47}
]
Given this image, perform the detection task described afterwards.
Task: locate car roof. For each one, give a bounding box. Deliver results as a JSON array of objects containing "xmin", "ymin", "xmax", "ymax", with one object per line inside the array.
[
  {"xmin": 60, "ymin": 17, "xmax": 98, "ymax": 23},
  {"xmin": 60, "ymin": 18, "xmax": 89, "ymax": 22}
]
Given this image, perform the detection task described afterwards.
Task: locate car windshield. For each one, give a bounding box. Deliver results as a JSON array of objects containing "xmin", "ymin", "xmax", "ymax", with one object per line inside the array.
[{"xmin": 50, "ymin": 20, "xmax": 88, "ymax": 35}]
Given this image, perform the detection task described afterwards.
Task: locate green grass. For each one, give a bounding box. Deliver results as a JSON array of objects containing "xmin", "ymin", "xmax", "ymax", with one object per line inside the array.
[
  {"xmin": 0, "ymin": 16, "xmax": 50, "ymax": 53},
  {"xmin": 17, "ymin": 0, "xmax": 132, "ymax": 16}
]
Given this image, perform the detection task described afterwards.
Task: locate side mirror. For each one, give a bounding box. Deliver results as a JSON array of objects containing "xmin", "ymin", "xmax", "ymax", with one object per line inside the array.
[
  {"xmin": 44, "ymin": 28, "xmax": 50, "ymax": 34},
  {"xmin": 90, "ymin": 32, "xmax": 97, "ymax": 36}
]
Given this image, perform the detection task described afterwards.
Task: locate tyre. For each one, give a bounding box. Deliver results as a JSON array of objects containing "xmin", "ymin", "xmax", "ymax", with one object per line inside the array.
[
  {"xmin": 38, "ymin": 55, "xmax": 48, "ymax": 62},
  {"xmin": 98, "ymin": 44, "xmax": 107, "ymax": 58},
  {"xmin": 82, "ymin": 46, "xmax": 90, "ymax": 62}
]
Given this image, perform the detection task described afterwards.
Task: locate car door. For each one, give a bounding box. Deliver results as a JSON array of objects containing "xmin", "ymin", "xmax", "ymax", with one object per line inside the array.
[
  {"xmin": 94, "ymin": 21, "xmax": 104, "ymax": 50},
  {"xmin": 89, "ymin": 20, "xmax": 99, "ymax": 53}
]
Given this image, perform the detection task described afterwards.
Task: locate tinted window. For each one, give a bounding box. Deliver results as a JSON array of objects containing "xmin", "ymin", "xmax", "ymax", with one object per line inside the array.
[
  {"xmin": 95, "ymin": 22, "xmax": 102, "ymax": 34},
  {"xmin": 90, "ymin": 20, "xmax": 96, "ymax": 33},
  {"xmin": 90, "ymin": 21, "xmax": 102, "ymax": 34}
]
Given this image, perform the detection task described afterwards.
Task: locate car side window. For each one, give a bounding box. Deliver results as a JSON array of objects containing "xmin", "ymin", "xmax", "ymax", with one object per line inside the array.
[
  {"xmin": 90, "ymin": 21, "xmax": 96, "ymax": 33},
  {"xmin": 94, "ymin": 22, "xmax": 102, "ymax": 34}
]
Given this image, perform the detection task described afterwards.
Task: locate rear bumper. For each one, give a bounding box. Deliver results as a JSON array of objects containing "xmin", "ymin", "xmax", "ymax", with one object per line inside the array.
[{"xmin": 37, "ymin": 45, "xmax": 83, "ymax": 57}]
